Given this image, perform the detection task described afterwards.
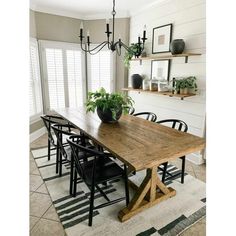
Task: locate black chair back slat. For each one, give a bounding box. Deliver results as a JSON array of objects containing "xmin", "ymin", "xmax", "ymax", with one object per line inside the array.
[
  {"xmin": 178, "ymin": 123, "xmax": 183, "ymax": 131},
  {"xmin": 157, "ymin": 119, "xmax": 188, "ymax": 132},
  {"xmin": 133, "ymin": 112, "xmax": 157, "ymax": 122},
  {"xmin": 128, "ymin": 107, "xmax": 135, "ymax": 115}
]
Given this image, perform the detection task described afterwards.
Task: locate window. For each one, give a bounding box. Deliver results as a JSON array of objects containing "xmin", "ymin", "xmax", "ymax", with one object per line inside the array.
[
  {"xmin": 29, "ymin": 38, "xmax": 43, "ymax": 120},
  {"xmin": 87, "ymin": 46, "xmax": 115, "ymax": 93},
  {"xmin": 39, "ymin": 40, "xmax": 85, "ymax": 111}
]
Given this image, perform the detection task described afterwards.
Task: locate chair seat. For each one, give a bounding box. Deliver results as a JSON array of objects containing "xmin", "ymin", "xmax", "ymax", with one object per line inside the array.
[{"xmin": 79, "ymin": 158, "xmax": 124, "ymax": 186}]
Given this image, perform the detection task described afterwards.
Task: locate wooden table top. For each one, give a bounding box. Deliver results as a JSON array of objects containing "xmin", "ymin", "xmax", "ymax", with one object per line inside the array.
[{"xmin": 55, "ymin": 107, "xmax": 205, "ymax": 171}]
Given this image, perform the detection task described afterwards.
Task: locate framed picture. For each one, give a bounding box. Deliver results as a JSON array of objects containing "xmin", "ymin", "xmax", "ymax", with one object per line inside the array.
[
  {"xmin": 151, "ymin": 59, "xmax": 170, "ymax": 81},
  {"xmin": 152, "ymin": 24, "xmax": 172, "ymax": 54}
]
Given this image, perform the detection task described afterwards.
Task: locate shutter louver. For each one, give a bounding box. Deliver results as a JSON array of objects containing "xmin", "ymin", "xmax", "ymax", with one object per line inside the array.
[
  {"xmin": 45, "ymin": 48, "xmax": 65, "ymax": 109},
  {"xmin": 88, "ymin": 49, "xmax": 112, "ymax": 93},
  {"xmin": 66, "ymin": 50, "xmax": 83, "ymax": 108},
  {"xmin": 29, "ymin": 39, "xmax": 42, "ymax": 118}
]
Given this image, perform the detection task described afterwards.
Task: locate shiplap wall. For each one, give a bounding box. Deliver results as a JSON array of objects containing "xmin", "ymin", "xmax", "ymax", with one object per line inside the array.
[{"xmin": 128, "ymin": 0, "xmax": 206, "ymax": 164}]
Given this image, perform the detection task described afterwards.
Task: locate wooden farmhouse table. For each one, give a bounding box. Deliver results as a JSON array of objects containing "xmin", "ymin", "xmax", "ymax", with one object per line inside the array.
[{"xmin": 55, "ymin": 107, "xmax": 205, "ymax": 222}]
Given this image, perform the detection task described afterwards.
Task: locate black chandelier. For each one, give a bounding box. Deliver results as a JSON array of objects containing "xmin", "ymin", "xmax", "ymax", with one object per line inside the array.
[{"xmin": 79, "ymin": 0, "xmax": 147, "ymax": 56}]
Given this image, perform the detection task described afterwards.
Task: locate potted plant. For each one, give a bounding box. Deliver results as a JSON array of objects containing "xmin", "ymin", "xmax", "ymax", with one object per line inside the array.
[
  {"xmin": 85, "ymin": 88, "xmax": 134, "ymax": 123},
  {"xmin": 186, "ymin": 76, "xmax": 197, "ymax": 94},
  {"xmin": 179, "ymin": 79, "xmax": 188, "ymax": 94},
  {"xmin": 124, "ymin": 43, "xmax": 141, "ymax": 68}
]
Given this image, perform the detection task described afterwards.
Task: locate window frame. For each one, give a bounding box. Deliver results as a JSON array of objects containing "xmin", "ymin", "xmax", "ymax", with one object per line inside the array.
[
  {"xmin": 38, "ymin": 40, "xmax": 86, "ymax": 112},
  {"xmin": 30, "ymin": 37, "xmax": 43, "ymax": 123}
]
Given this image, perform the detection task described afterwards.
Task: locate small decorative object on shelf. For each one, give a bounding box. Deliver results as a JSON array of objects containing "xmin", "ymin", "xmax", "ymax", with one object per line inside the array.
[
  {"xmin": 131, "ymin": 74, "xmax": 143, "ymax": 89},
  {"xmin": 149, "ymin": 79, "xmax": 158, "ymax": 91},
  {"xmin": 170, "ymin": 39, "xmax": 185, "ymax": 55},
  {"xmin": 85, "ymin": 88, "xmax": 134, "ymax": 123},
  {"xmin": 142, "ymin": 75, "xmax": 150, "ymax": 90},
  {"xmin": 158, "ymin": 80, "xmax": 169, "ymax": 92}
]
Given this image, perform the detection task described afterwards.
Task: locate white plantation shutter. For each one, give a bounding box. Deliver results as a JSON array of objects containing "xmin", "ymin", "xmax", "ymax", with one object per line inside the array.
[
  {"xmin": 39, "ymin": 40, "xmax": 85, "ymax": 111},
  {"xmin": 87, "ymin": 47, "xmax": 114, "ymax": 93},
  {"xmin": 29, "ymin": 38, "xmax": 43, "ymax": 119},
  {"xmin": 45, "ymin": 48, "xmax": 65, "ymax": 109},
  {"xmin": 66, "ymin": 50, "xmax": 83, "ymax": 107}
]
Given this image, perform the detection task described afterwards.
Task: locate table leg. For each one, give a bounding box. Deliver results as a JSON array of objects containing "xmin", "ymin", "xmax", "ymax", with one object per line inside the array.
[{"xmin": 118, "ymin": 166, "xmax": 176, "ymax": 222}]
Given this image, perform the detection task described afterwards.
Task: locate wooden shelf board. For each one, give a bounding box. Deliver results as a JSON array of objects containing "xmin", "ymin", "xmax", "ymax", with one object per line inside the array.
[
  {"xmin": 122, "ymin": 88, "xmax": 196, "ymax": 100},
  {"xmin": 131, "ymin": 53, "xmax": 201, "ymax": 61}
]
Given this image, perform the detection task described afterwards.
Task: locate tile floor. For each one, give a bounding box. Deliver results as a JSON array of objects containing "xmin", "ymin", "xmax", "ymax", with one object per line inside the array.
[{"xmin": 30, "ymin": 133, "xmax": 206, "ymax": 236}]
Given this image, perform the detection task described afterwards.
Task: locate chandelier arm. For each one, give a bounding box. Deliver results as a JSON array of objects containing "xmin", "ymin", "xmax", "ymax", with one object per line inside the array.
[
  {"xmin": 80, "ymin": 41, "xmax": 89, "ymax": 52},
  {"xmin": 119, "ymin": 41, "xmax": 131, "ymax": 52},
  {"xmin": 88, "ymin": 42, "xmax": 109, "ymax": 55},
  {"xmin": 87, "ymin": 41, "xmax": 108, "ymax": 52},
  {"xmin": 120, "ymin": 41, "xmax": 144, "ymax": 57},
  {"xmin": 115, "ymin": 44, "xmax": 121, "ymax": 56}
]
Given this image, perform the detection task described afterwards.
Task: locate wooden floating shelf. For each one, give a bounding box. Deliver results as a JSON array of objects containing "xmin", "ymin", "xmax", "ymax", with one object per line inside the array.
[
  {"xmin": 131, "ymin": 53, "xmax": 201, "ymax": 63},
  {"xmin": 122, "ymin": 88, "xmax": 196, "ymax": 100}
]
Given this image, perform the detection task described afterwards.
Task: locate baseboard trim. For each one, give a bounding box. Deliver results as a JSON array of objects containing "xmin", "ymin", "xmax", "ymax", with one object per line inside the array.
[
  {"xmin": 186, "ymin": 152, "xmax": 205, "ymax": 165},
  {"xmin": 30, "ymin": 127, "xmax": 46, "ymax": 143}
]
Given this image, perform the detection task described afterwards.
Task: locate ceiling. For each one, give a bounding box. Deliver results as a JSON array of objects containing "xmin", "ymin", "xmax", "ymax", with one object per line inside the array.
[{"xmin": 30, "ymin": 0, "xmax": 167, "ymax": 20}]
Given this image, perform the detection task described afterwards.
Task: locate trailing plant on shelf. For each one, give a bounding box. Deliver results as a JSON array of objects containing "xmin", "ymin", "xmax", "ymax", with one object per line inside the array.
[
  {"xmin": 85, "ymin": 87, "xmax": 134, "ymax": 123},
  {"xmin": 124, "ymin": 43, "xmax": 141, "ymax": 68}
]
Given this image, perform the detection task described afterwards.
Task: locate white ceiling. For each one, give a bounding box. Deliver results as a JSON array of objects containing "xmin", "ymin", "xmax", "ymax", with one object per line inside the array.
[{"xmin": 30, "ymin": 0, "xmax": 167, "ymax": 20}]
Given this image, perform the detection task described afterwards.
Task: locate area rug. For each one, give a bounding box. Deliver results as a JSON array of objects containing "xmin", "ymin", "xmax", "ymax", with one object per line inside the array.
[{"xmin": 31, "ymin": 147, "xmax": 206, "ymax": 236}]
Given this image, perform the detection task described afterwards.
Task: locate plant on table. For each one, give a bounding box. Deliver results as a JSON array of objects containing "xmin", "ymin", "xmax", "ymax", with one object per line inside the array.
[{"xmin": 85, "ymin": 88, "xmax": 134, "ymax": 123}]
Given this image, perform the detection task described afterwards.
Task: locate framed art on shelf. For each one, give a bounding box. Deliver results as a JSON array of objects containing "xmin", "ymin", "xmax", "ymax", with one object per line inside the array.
[
  {"xmin": 152, "ymin": 24, "xmax": 172, "ymax": 54},
  {"xmin": 151, "ymin": 59, "xmax": 170, "ymax": 81}
]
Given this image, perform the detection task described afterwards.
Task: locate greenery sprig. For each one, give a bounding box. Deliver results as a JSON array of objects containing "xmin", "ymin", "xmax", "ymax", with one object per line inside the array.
[{"xmin": 124, "ymin": 43, "xmax": 141, "ymax": 68}]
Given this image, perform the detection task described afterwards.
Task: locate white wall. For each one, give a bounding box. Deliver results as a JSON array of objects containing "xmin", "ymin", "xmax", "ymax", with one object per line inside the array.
[{"xmin": 128, "ymin": 0, "xmax": 206, "ymax": 164}]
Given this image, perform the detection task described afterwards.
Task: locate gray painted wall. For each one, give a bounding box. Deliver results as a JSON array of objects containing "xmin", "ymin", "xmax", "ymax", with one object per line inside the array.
[{"xmin": 30, "ymin": 10, "xmax": 36, "ymax": 37}]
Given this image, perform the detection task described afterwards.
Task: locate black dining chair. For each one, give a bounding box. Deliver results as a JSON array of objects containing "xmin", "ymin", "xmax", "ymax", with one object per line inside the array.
[
  {"xmin": 41, "ymin": 114, "xmax": 69, "ymax": 161},
  {"xmin": 156, "ymin": 119, "xmax": 188, "ymax": 184},
  {"xmin": 67, "ymin": 135, "xmax": 130, "ymax": 226},
  {"xmin": 133, "ymin": 112, "xmax": 157, "ymax": 122},
  {"xmin": 51, "ymin": 123, "xmax": 96, "ymax": 195}
]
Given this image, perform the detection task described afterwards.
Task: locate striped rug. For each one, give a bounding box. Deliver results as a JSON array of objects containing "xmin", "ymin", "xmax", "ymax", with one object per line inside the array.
[{"xmin": 31, "ymin": 147, "xmax": 206, "ymax": 236}]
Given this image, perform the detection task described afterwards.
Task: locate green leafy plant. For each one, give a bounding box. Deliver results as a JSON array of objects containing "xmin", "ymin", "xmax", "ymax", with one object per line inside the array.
[
  {"xmin": 186, "ymin": 76, "xmax": 197, "ymax": 91},
  {"xmin": 124, "ymin": 43, "xmax": 141, "ymax": 68},
  {"xmin": 85, "ymin": 88, "xmax": 134, "ymax": 120},
  {"xmin": 172, "ymin": 76, "xmax": 198, "ymax": 93}
]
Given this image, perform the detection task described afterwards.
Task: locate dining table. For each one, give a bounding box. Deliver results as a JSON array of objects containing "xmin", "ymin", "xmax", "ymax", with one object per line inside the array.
[{"xmin": 54, "ymin": 107, "xmax": 205, "ymax": 222}]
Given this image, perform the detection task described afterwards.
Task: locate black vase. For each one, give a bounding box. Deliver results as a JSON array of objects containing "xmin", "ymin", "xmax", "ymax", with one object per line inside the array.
[
  {"xmin": 131, "ymin": 74, "xmax": 143, "ymax": 89},
  {"xmin": 170, "ymin": 39, "xmax": 185, "ymax": 55},
  {"xmin": 97, "ymin": 107, "xmax": 122, "ymax": 123}
]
